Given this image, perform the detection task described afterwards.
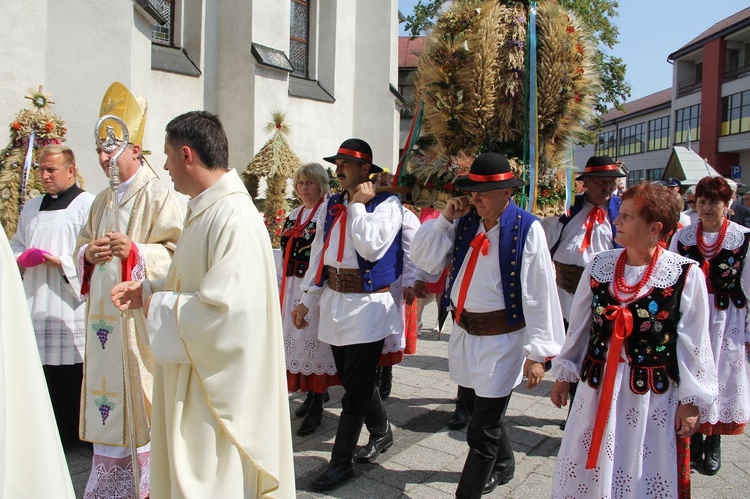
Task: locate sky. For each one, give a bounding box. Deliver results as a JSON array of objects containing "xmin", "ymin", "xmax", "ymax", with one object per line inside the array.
[{"xmin": 398, "ymin": 0, "xmax": 750, "ymax": 104}]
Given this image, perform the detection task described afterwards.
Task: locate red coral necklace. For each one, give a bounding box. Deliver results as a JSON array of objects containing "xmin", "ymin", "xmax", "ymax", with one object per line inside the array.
[
  {"xmin": 696, "ymin": 218, "xmax": 728, "ymax": 260},
  {"xmin": 612, "ymin": 246, "xmax": 661, "ymax": 304}
]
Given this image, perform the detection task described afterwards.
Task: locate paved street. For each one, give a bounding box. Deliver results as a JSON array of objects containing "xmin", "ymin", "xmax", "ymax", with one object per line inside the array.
[{"xmin": 66, "ymin": 305, "xmax": 750, "ymax": 498}]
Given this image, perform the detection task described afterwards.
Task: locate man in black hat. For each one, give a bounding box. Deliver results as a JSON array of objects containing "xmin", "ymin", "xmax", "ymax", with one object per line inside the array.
[
  {"xmin": 412, "ymin": 152, "xmax": 564, "ymax": 498},
  {"xmin": 292, "ymin": 138, "xmax": 404, "ymax": 491}
]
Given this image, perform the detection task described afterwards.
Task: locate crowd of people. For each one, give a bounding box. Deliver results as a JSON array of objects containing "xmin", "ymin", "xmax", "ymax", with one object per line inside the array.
[{"xmin": 2, "ymin": 81, "xmax": 749, "ymax": 499}]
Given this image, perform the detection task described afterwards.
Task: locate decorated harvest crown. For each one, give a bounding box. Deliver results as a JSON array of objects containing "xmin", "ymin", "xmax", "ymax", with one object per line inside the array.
[{"xmin": 98, "ymin": 82, "xmax": 148, "ymax": 148}]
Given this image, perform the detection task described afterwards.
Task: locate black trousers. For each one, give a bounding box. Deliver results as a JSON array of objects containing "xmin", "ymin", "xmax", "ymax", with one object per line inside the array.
[
  {"xmin": 331, "ymin": 339, "xmax": 385, "ymax": 417},
  {"xmin": 460, "ymin": 385, "xmax": 515, "ymax": 472},
  {"xmin": 43, "ymin": 363, "xmax": 83, "ymax": 447}
]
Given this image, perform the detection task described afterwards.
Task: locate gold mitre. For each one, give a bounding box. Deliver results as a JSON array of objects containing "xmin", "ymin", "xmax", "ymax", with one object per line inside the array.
[{"xmin": 98, "ymin": 82, "xmax": 148, "ymax": 147}]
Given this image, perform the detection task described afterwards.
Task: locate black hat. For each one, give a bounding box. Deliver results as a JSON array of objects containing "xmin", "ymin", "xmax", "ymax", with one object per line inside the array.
[
  {"xmin": 575, "ymin": 155, "xmax": 628, "ymax": 180},
  {"xmin": 454, "ymin": 153, "xmax": 525, "ymax": 192},
  {"xmin": 323, "ymin": 138, "xmax": 383, "ymax": 174},
  {"xmin": 664, "ymin": 177, "xmax": 682, "ymax": 188}
]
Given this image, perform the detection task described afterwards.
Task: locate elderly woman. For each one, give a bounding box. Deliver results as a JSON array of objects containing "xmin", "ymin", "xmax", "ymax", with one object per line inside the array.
[
  {"xmin": 550, "ymin": 183, "xmax": 717, "ymax": 498},
  {"xmin": 279, "ymin": 162, "xmax": 340, "ymax": 436},
  {"xmin": 670, "ymin": 176, "xmax": 750, "ymax": 475}
]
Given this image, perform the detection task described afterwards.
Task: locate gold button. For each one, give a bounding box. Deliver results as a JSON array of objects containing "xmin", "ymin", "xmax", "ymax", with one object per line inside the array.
[
  {"xmin": 459, "ymin": 236, "xmax": 462, "ymax": 240},
  {"xmin": 517, "ymin": 215, "xmax": 521, "ymax": 219},
  {"xmin": 511, "ymin": 304, "xmax": 516, "ymax": 308},
  {"xmin": 513, "ymin": 236, "xmax": 518, "ymax": 241},
  {"xmin": 511, "ymin": 249, "xmax": 516, "ymax": 253},
  {"xmin": 510, "ymin": 282, "xmax": 515, "ymax": 286},
  {"xmin": 367, "ymin": 280, "xmax": 372, "ymax": 284},
  {"xmin": 511, "ymin": 261, "xmax": 515, "ymax": 266},
  {"xmin": 365, "ymin": 269, "xmax": 370, "ymax": 273},
  {"xmin": 510, "ymin": 272, "xmax": 515, "ymax": 276},
  {"xmin": 513, "ymin": 314, "xmax": 518, "ymax": 318},
  {"xmin": 510, "ymin": 293, "xmax": 515, "ymax": 298},
  {"xmin": 514, "ymin": 226, "xmax": 518, "ymax": 230}
]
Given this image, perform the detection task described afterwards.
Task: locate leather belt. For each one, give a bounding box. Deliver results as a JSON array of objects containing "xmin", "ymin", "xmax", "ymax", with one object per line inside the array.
[
  {"xmin": 554, "ymin": 261, "xmax": 585, "ymax": 295},
  {"xmin": 457, "ymin": 309, "xmax": 525, "ymax": 336},
  {"xmin": 325, "ymin": 266, "xmax": 389, "ymax": 294}
]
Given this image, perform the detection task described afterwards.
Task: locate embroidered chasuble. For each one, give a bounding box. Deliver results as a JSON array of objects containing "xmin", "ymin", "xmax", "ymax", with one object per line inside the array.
[{"xmin": 76, "ymin": 166, "xmax": 183, "ymax": 446}]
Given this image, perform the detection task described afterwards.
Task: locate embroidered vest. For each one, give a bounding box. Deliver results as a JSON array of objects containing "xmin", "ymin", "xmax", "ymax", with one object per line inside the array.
[
  {"xmin": 279, "ymin": 208, "xmax": 318, "ymax": 278},
  {"xmin": 580, "ymin": 258, "xmax": 690, "ymax": 396},
  {"xmin": 550, "ymin": 193, "xmax": 622, "ymax": 257},
  {"xmin": 676, "ymin": 230, "xmax": 750, "ymax": 310},
  {"xmin": 441, "ymin": 201, "xmax": 537, "ymax": 327},
  {"xmin": 315, "ymin": 192, "xmax": 403, "ymax": 291}
]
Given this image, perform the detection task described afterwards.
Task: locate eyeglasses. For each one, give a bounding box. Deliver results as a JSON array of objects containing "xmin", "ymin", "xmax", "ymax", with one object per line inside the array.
[{"xmin": 686, "ymin": 200, "xmax": 696, "ymax": 206}]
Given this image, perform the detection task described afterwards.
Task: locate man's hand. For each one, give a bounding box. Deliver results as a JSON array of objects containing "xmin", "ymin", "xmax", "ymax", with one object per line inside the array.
[
  {"xmin": 550, "ymin": 380, "xmax": 570, "ymax": 408},
  {"xmin": 675, "ymin": 402, "xmax": 700, "ymax": 438},
  {"xmin": 442, "ymin": 195, "xmax": 472, "ymax": 222},
  {"xmin": 85, "ymin": 236, "xmax": 111, "ymax": 265},
  {"xmin": 350, "ymin": 181, "xmax": 376, "ymax": 205},
  {"xmin": 106, "ymin": 232, "xmax": 132, "ymax": 260},
  {"xmin": 42, "ymin": 254, "xmax": 62, "ymax": 269},
  {"xmin": 414, "ymin": 280, "xmax": 429, "ymax": 299},
  {"xmin": 111, "ymin": 281, "xmax": 144, "ymax": 312},
  {"xmin": 291, "ymin": 304, "xmax": 310, "ymax": 329},
  {"xmin": 523, "ymin": 359, "xmax": 545, "ymax": 389},
  {"xmin": 403, "ymin": 287, "xmax": 416, "ymax": 305}
]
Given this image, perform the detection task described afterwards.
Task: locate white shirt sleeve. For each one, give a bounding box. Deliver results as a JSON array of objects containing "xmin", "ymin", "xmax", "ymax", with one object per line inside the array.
[
  {"xmin": 411, "ymin": 215, "xmax": 456, "ymax": 276},
  {"xmin": 348, "ymin": 196, "xmax": 403, "ymax": 261}
]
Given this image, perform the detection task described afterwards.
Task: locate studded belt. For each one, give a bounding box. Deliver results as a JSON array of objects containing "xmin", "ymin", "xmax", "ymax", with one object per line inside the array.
[{"xmin": 457, "ymin": 309, "xmax": 525, "ymax": 336}]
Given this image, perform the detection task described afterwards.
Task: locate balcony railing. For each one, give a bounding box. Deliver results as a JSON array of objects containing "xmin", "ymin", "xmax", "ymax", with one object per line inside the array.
[
  {"xmin": 726, "ymin": 57, "xmax": 750, "ymax": 82},
  {"xmin": 677, "ymin": 76, "xmax": 702, "ymax": 97}
]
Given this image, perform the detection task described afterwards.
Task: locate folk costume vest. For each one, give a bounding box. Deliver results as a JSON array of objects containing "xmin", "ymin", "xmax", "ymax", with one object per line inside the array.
[
  {"xmin": 674, "ymin": 222, "xmax": 750, "ymax": 310},
  {"xmin": 550, "ymin": 194, "xmax": 622, "ymax": 257},
  {"xmin": 280, "ymin": 206, "xmax": 319, "ymax": 278},
  {"xmin": 580, "ymin": 250, "xmax": 693, "ymax": 396},
  {"xmin": 441, "ymin": 200, "xmax": 536, "ymax": 327},
  {"xmin": 315, "ymin": 192, "xmax": 403, "ymax": 291}
]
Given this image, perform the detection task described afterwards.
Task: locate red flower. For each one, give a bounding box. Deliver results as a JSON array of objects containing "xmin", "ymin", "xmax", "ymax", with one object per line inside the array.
[
  {"xmin": 661, "ymin": 287, "xmax": 673, "ymax": 297},
  {"xmin": 566, "ymin": 25, "xmax": 575, "ymax": 34},
  {"xmin": 45, "ymin": 121, "xmax": 54, "ymax": 132},
  {"xmin": 575, "ymin": 44, "xmax": 584, "ymax": 55},
  {"xmin": 590, "ymin": 278, "xmax": 599, "ymax": 288},
  {"xmin": 574, "ymin": 92, "xmax": 582, "ymax": 103},
  {"xmin": 11, "ymin": 122, "xmax": 21, "ymax": 131},
  {"xmin": 656, "ymin": 311, "xmax": 670, "ymax": 320},
  {"xmin": 277, "ymin": 208, "xmax": 285, "ymax": 215},
  {"xmin": 575, "ymin": 68, "xmax": 584, "ymax": 75}
]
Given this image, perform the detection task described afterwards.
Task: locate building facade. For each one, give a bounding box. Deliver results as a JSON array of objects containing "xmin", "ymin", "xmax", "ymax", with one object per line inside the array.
[{"xmin": 0, "ymin": 0, "xmax": 402, "ymax": 196}]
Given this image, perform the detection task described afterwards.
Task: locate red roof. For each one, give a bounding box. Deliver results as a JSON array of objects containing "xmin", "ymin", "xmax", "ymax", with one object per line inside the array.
[
  {"xmin": 601, "ymin": 88, "xmax": 672, "ymax": 123},
  {"xmin": 399, "ymin": 36, "xmax": 425, "ymax": 69},
  {"xmin": 669, "ymin": 7, "xmax": 750, "ymax": 60}
]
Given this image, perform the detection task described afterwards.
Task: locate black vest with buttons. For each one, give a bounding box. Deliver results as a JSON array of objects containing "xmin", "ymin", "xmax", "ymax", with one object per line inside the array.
[
  {"xmin": 441, "ymin": 201, "xmax": 537, "ymax": 327},
  {"xmin": 580, "ymin": 259, "xmax": 690, "ymax": 395},
  {"xmin": 279, "ymin": 209, "xmax": 318, "ymax": 278}
]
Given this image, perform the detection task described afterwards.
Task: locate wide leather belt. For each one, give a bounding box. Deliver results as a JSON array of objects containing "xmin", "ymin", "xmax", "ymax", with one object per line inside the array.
[
  {"xmin": 457, "ymin": 309, "xmax": 525, "ymax": 336},
  {"xmin": 325, "ymin": 266, "xmax": 389, "ymax": 294},
  {"xmin": 554, "ymin": 261, "xmax": 585, "ymax": 295}
]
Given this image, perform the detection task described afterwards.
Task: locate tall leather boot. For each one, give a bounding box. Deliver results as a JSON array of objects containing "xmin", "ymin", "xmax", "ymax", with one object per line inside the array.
[
  {"xmin": 354, "ymin": 388, "xmax": 393, "ymax": 463},
  {"xmin": 483, "ymin": 421, "xmax": 515, "ymax": 494},
  {"xmin": 455, "ymin": 450, "xmax": 495, "ymax": 499},
  {"xmin": 690, "ymin": 432, "xmax": 704, "ymax": 468},
  {"xmin": 379, "ymin": 366, "xmax": 393, "ymax": 400},
  {"xmin": 311, "ymin": 414, "xmax": 365, "ymax": 491},
  {"xmin": 448, "ymin": 387, "xmax": 470, "ymax": 430},
  {"xmin": 703, "ymin": 434, "xmax": 721, "ymax": 475},
  {"xmin": 295, "ymin": 391, "xmax": 314, "ymax": 417},
  {"xmin": 297, "ymin": 392, "xmax": 325, "ymax": 436}
]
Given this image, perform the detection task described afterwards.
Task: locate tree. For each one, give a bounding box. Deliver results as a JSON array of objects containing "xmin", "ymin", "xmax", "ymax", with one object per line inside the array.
[{"xmin": 404, "ymin": 0, "xmax": 631, "ymax": 119}]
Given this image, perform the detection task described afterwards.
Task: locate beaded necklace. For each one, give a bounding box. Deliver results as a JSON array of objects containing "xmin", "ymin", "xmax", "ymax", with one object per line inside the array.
[
  {"xmin": 611, "ymin": 246, "xmax": 661, "ymax": 304},
  {"xmin": 696, "ymin": 218, "xmax": 728, "ymax": 260}
]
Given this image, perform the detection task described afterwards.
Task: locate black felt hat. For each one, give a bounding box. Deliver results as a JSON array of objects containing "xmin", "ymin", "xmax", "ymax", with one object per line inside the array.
[
  {"xmin": 575, "ymin": 155, "xmax": 628, "ymax": 180},
  {"xmin": 323, "ymin": 138, "xmax": 383, "ymax": 174},
  {"xmin": 454, "ymin": 153, "xmax": 525, "ymax": 192}
]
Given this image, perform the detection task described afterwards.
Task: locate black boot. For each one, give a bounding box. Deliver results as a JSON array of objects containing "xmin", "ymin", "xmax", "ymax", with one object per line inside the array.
[
  {"xmin": 311, "ymin": 414, "xmax": 365, "ymax": 491},
  {"xmin": 456, "ymin": 451, "xmax": 495, "ymax": 499},
  {"xmin": 297, "ymin": 392, "xmax": 325, "ymax": 436},
  {"xmin": 703, "ymin": 434, "xmax": 721, "ymax": 475},
  {"xmin": 448, "ymin": 387, "xmax": 470, "ymax": 430},
  {"xmin": 354, "ymin": 388, "xmax": 393, "ymax": 463},
  {"xmin": 482, "ymin": 422, "xmax": 515, "ymax": 494},
  {"xmin": 690, "ymin": 432, "xmax": 704, "ymax": 468},
  {"xmin": 294, "ymin": 391, "xmax": 314, "ymax": 417},
  {"xmin": 379, "ymin": 366, "xmax": 393, "ymax": 400}
]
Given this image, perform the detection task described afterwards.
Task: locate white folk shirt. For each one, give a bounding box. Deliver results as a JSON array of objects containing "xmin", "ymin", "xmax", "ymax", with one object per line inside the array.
[
  {"xmin": 411, "ymin": 214, "xmax": 565, "ymax": 398},
  {"xmin": 10, "ymin": 191, "xmax": 94, "ymax": 364},
  {"xmin": 543, "ymin": 198, "xmax": 616, "ymax": 319},
  {"xmin": 300, "ymin": 194, "xmax": 404, "ymax": 346}
]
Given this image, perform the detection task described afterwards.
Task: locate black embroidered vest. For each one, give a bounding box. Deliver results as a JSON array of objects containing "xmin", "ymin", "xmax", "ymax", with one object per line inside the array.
[
  {"xmin": 279, "ymin": 209, "xmax": 318, "ymax": 278},
  {"xmin": 677, "ymin": 231, "xmax": 750, "ymax": 310},
  {"xmin": 580, "ymin": 260, "xmax": 691, "ymax": 396}
]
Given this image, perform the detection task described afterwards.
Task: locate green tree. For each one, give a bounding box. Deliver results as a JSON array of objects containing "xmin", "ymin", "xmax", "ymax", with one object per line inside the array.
[{"xmin": 404, "ymin": 0, "xmax": 631, "ymax": 121}]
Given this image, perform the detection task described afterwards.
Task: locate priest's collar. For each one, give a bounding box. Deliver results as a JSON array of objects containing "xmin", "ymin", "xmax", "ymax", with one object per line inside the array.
[{"xmin": 40, "ymin": 184, "xmax": 84, "ymax": 211}]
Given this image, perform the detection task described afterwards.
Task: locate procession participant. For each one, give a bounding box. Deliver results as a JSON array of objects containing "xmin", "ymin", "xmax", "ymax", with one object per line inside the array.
[
  {"xmin": 543, "ymin": 155, "xmax": 626, "ymax": 429},
  {"xmin": 726, "ymin": 179, "xmax": 750, "ymax": 228},
  {"xmin": 76, "ymin": 82, "xmax": 183, "ymax": 498},
  {"xmin": 684, "ymin": 185, "xmax": 698, "ymax": 225},
  {"xmin": 10, "ymin": 144, "xmax": 94, "ymax": 447},
  {"xmin": 279, "ymin": 162, "xmax": 338, "ymax": 436},
  {"xmin": 291, "ymin": 138, "xmax": 403, "ymax": 491},
  {"xmin": 665, "ymin": 177, "xmax": 692, "ymax": 227},
  {"xmin": 551, "ymin": 183, "xmax": 717, "ymax": 498},
  {"xmin": 670, "ymin": 176, "xmax": 750, "ymax": 475},
  {"xmin": 112, "ymin": 111, "xmax": 295, "ymax": 497},
  {"xmin": 412, "ymin": 152, "xmax": 564, "ymax": 498},
  {"xmin": 1, "ymin": 233, "xmax": 76, "ymax": 498}
]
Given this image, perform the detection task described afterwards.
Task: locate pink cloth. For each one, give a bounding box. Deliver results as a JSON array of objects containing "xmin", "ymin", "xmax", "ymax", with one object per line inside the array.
[{"xmin": 17, "ymin": 248, "xmax": 50, "ymax": 268}]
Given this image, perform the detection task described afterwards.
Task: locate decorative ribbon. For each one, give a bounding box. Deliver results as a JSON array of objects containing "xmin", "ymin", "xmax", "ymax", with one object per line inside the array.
[
  {"xmin": 564, "ymin": 149, "xmax": 574, "ymax": 212},
  {"xmin": 314, "ymin": 203, "xmax": 348, "ymax": 283},
  {"xmin": 454, "ymin": 233, "xmax": 489, "ymax": 324},
  {"xmin": 19, "ymin": 130, "xmax": 36, "ymax": 211},
  {"xmin": 468, "ymin": 171, "xmax": 514, "ymax": 182},
  {"xmin": 338, "ymin": 148, "xmax": 372, "ymax": 163},
  {"xmin": 583, "ymin": 164, "xmax": 620, "ymax": 174},
  {"xmin": 280, "ymin": 200, "xmax": 323, "ymax": 310},
  {"xmin": 394, "ymin": 100, "xmax": 424, "ymax": 187},
  {"xmin": 700, "ymin": 259, "xmax": 715, "ymax": 294},
  {"xmin": 526, "ymin": 2, "xmax": 539, "ymax": 214},
  {"xmin": 579, "ymin": 206, "xmax": 606, "ymax": 252},
  {"xmin": 586, "ymin": 305, "xmax": 634, "ymax": 469}
]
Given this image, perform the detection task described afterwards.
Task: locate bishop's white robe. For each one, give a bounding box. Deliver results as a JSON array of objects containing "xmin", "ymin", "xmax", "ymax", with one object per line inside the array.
[{"xmin": 145, "ymin": 169, "xmax": 295, "ymax": 498}]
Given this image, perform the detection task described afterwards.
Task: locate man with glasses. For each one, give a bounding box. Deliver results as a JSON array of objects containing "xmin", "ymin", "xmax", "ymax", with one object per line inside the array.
[{"xmin": 684, "ymin": 185, "xmax": 698, "ymax": 225}]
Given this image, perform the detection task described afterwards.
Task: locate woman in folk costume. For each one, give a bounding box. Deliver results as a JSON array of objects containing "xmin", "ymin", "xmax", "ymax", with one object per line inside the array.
[
  {"xmin": 550, "ymin": 183, "xmax": 717, "ymax": 498},
  {"xmin": 669, "ymin": 175, "xmax": 750, "ymax": 475},
  {"xmin": 75, "ymin": 83, "xmax": 183, "ymax": 498},
  {"xmin": 279, "ymin": 162, "xmax": 340, "ymax": 436}
]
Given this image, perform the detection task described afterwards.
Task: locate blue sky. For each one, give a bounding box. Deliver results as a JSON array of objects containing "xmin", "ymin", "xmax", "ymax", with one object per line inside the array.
[{"xmin": 398, "ymin": 0, "xmax": 750, "ymax": 103}]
